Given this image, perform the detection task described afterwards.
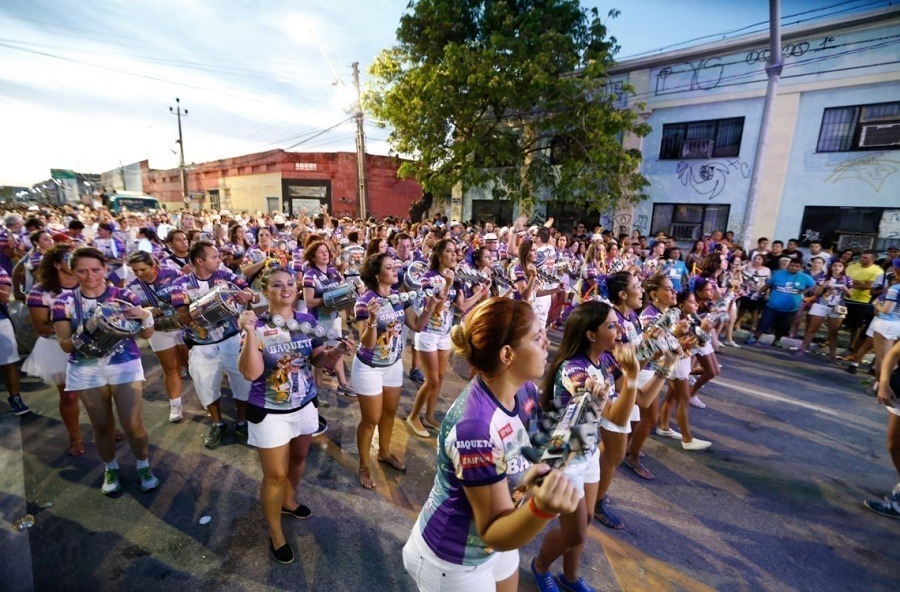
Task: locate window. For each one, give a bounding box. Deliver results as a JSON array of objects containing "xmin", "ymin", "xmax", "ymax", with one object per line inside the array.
[
  {"xmin": 650, "ymin": 203, "xmax": 730, "ymax": 241},
  {"xmin": 659, "ymin": 117, "xmax": 744, "ymax": 160},
  {"xmin": 294, "ymin": 162, "xmax": 317, "ymax": 171},
  {"xmin": 816, "ymin": 101, "xmax": 900, "ymax": 152}
]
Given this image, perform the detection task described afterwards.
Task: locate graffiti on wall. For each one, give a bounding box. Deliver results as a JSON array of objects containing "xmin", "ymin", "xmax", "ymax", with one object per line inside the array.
[
  {"xmin": 824, "ymin": 152, "xmax": 900, "ymax": 192},
  {"xmin": 879, "ymin": 210, "xmax": 900, "ymax": 239},
  {"xmin": 653, "ymin": 34, "xmax": 848, "ymax": 97},
  {"xmin": 676, "ymin": 158, "xmax": 751, "ymax": 200},
  {"xmin": 801, "ymin": 228, "xmax": 822, "ymax": 243}
]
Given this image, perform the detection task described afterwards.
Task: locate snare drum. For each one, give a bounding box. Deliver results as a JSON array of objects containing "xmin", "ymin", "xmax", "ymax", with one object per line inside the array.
[
  {"xmin": 322, "ymin": 283, "xmax": 356, "ymax": 313},
  {"xmin": 154, "ymin": 306, "xmax": 185, "ymax": 332},
  {"xmin": 72, "ymin": 302, "xmax": 141, "ymax": 358},
  {"xmin": 189, "ymin": 284, "xmax": 243, "ymax": 328}
]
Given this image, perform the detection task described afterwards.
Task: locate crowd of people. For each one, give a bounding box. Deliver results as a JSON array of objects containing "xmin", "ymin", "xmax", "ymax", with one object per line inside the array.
[{"xmin": 1, "ymin": 201, "xmax": 898, "ymax": 590}]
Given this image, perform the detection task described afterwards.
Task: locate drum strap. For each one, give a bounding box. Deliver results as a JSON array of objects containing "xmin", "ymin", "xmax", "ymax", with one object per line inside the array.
[
  {"xmin": 136, "ymin": 279, "xmax": 161, "ymax": 309},
  {"xmin": 72, "ymin": 288, "xmax": 86, "ymax": 333}
]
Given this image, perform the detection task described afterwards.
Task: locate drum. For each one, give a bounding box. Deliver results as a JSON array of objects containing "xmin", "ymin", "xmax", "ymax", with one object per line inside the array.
[
  {"xmin": 322, "ymin": 283, "xmax": 356, "ymax": 313},
  {"xmin": 154, "ymin": 306, "xmax": 184, "ymax": 333},
  {"xmin": 189, "ymin": 284, "xmax": 243, "ymax": 328},
  {"xmin": 72, "ymin": 302, "xmax": 141, "ymax": 358}
]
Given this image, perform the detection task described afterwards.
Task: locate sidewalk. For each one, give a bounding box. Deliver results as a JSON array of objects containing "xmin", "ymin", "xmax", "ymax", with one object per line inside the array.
[{"xmin": 0, "ymin": 409, "xmax": 35, "ymax": 592}]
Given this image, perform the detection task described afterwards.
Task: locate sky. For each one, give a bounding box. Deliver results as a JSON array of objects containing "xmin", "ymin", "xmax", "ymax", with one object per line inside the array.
[{"xmin": 0, "ymin": 0, "xmax": 893, "ymax": 187}]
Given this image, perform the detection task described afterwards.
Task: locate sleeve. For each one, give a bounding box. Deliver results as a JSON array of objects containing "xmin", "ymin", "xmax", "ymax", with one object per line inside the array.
[
  {"xmin": 354, "ymin": 293, "xmax": 370, "ymax": 321},
  {"xmin": 0, "ymin": 231, "xmax": 10, "ymax": 250},
  {"xmin": 27, "ymin": 286, "xmax": 47, "ymax": 309},
  {"xmin": 52, "ymin": 294, "xmax": 72, "ymax": 323},
  {"xmin": 0, "ymin": 270, "xmax": 11, "ymax": 291},
  {"xmin": 169, "ymin": 279, "xmax": 190, "ymax": 308},
  {"xmin": 446, "ymin": 418, "xmax": 506, "ymax": 487},
  {"xmin": 114, "ymin": 237, "xmax": 126, "ymax": 256},
  {"xmin": 302, "ymin": 269, "xmax": 316, "ymax": 289},
  {"xmin": 513, "ymin": 266, "xmax": 525, "ymax": 282},
  {"xmin": 226, "ymin": 270, "xmax": 249, "ymax": 290},
  {"xmin": 119, "ymin": 288, "xmax": 141, "ymax": 306}
]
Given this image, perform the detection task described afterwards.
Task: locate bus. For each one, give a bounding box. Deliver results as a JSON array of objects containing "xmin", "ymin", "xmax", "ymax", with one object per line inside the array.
[{"xmin": 104, "ymin": 191, "xmax": 162, "ymax": 214}]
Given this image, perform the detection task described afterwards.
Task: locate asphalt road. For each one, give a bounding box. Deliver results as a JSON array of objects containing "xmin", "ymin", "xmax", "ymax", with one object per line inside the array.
[{"xmin": 2, "ymin": 332, "xmax": 898, "ymax": 592}]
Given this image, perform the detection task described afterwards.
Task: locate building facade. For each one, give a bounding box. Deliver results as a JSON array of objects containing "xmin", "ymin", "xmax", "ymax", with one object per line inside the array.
[
  {"xmin": 454, "ymin": 8, "xmax": 899, "ymax": 250},
  {"xmin": 609, "ymin": 7, "xmax": 900, "ymax": 250},
  {"xmin": 102, "ymin": 150, "xmax": 422, "ymax": 219}
]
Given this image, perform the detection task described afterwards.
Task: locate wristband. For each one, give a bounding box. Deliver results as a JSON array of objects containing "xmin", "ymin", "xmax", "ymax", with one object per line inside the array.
[
  {"xmin": 624, "ymin": 380, "xmax": 637, "ymax": 391},
  {"xmin": 528, "ymin": 497, "xmax": 557, "ymax": 520},
  {"xmin": 141, "ymin": 314, "xmax": 155, "ymax": 329},
  {"xmin": 654, "ymin": 366, "xmax": 670, "ymax": 379}
]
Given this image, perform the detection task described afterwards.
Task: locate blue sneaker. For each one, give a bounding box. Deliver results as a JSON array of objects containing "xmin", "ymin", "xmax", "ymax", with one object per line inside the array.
[
  {"xmin": 531, "ymin": 559, "xmax": 559, "ymax": 592},
  {"xmin": 594, "ymin": 495, "xmax": 623, "ymax": 529},
  {"xmin": 7, "ymin": 396, "xmax": 31, "ymax": 416},
  {"xmin": 745, "ymin": 336, "xmax": 757, "ymax": 345},
  {"xmin": 557, "ymin": 574, "xmax": 596, "ymax": 592},
  {"xmin": 409, "ymin": 368, "xmax": 425, "ymax": 384}
]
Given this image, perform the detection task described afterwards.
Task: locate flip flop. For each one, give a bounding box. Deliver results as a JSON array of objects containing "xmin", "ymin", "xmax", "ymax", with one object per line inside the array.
[
  {"xmin": 625, "ymin": 460, "xmax": 655, "ymax": 480},
  {"xmin": 378, "ymin": 454, "xmax": 407, "ymax": 472},
  {"xmin": 358, "ymin": 468, "xmax": 375, "ymax": 489}
]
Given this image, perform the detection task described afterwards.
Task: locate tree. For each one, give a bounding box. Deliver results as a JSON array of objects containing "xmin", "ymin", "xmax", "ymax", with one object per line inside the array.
[{"xmin": 366, "ymin": 0, "xmax": 650, "ymax": 213}]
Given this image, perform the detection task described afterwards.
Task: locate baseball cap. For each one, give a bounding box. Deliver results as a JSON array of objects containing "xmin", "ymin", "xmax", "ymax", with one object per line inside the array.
[{"xmin": 484, "ymin": 232, "xmax": 498, "ymax": 241}]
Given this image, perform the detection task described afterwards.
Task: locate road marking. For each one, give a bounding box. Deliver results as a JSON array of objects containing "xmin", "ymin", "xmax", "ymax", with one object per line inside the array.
[{"xmin": 715, "ymin": 376, "xmax": 844, "ymax": 418}]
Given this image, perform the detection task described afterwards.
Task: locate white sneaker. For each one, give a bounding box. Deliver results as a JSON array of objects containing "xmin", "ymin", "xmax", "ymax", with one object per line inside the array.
[
  {"xmin": 689, "ymin": 396, "xmax": 706, "ymax": 409},
  {"xmin": 682, "ymin": 438, "xmax": 712, "ymax": 451},
  {"xmin": 655, "ymin": 427, "xmax": 682, "ymax": 440},
  {"xmin": 102, "ymin": 468, "xmax": 121, "ymax": 495},
  {"xmin": 169, "ymin": 404, "xmax": 183, "ymax": 423},
  {"xmin": 138, "ymin": 466, "xmax": 160, "ymax": 492},
  {"xmin": 724, "ymin": 340, "xmax": 741, "ymax": 349}
]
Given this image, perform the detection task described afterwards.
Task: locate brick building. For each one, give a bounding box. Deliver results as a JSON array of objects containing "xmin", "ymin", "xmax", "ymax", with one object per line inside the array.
[{"xmin": 103, "ymin": 150, "xmax": 423, "ymax": 219}]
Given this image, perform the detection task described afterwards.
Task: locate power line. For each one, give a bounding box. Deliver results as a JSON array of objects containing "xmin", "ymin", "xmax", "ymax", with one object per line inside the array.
[{"xmin": 616, "ymin": 0, "xmax": 892, "ymax": 59}]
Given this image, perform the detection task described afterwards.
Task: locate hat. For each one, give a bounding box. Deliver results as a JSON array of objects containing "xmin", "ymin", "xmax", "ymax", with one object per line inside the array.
[
  {"xmin": 451, "ymin": 220, "xmax": 462, "ymax": 227},
  {"xmin": 591, "ymin": 233, "xmax": 603, "ymax": 241},
  {"xmin": 219, "ymin": 209, "xmax": 232, "ymax": 217},
  {"xmin": 499, "ymin": 226, "xmax": 509, "ymax": 235},
  {"xmin": 888, "ymin": 245, "xmax": 899, "ymax": 251},
  {"xmin": 273, "ymin": 214, "xmax": 286, "ymax": 225},
  {"xmin": 484, "ymin": 232, "xmax": 498, "ymax": 241}
]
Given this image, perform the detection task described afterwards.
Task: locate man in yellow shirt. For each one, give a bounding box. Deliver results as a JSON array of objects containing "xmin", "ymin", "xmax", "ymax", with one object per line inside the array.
[{"xmin": 845, "ymin": 250, "xmax": 884, "ymax": 351}]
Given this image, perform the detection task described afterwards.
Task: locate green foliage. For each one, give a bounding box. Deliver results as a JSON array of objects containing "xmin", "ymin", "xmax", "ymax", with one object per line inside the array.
[{"xmin": 366, "ymin": 0, "xmax": 649, "ymax": 213}]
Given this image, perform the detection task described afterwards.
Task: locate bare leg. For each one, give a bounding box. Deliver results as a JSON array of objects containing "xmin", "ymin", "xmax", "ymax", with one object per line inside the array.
[
  {"xmin": 58, "ymin": 385, "xmax": 84, "ymax": 455},
  {"xmin": 156, "ymin": 347, "xmax": 183, "ymax": 401},
  {"xmin": 377, "ymin": 386, "xmax": 402, "ymax": 462},
  {"xmin": 670, "ymin": 378, "xmax": 694, "ymax": 442},
  {"xmin": 111, "ymin": 381, "xmax": 149, "ymax": 461},
  {"xmin": 257, "ymin": 444, "xmax": 290, "ymax": 548},
  {"xmin": 408, "ymin": 349, "xmax": 439, "ymax": 432},
  {"xmin": 626, "ymin": 401, "xmax": 658, "ymax": 465},
  {"xmin": 826, "ymin": 317, "xmax": 843, "ymax": 359},
  {"xmin": 690, "ymin": 353, "xmax": 720, "ymax": 396},
  {"xmin": 800, "ymin": 315, "xmax": 826, "ymax": 353},
  {"xmin": 78, "ymin": 386, "xmax": 117, "ymax": 462},
  {"xmin": 356, "ymin": 393, "xmax": 383, "ymax": 488},
  {"xmin": 888, "ymin": 413, "xmax": 900, "ymax": 480},
  {"xmin": 596, "ymin": 430, "xmax": 627, "ymax": 501},
  {"xmin": 284, "ymin": 434, "xmax": 312, "ymax": 509},
  {"xmin": 424, "ymin": 349, "xmax": 451, "ymax": 425}
]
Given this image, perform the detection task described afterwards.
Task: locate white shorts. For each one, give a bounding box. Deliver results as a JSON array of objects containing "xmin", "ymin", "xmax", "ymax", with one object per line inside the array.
[
  {"xmin": 599, "ymin": 396, "xmax": 639, "ymax": 434},
  {"xmin": 563, "ymin": 447, "xmax": 601, "ymax": 498},
  {"xmin": 415, "ymin": 331, "xmax": 451, "ymax": 352},
  {"xmin": 870, "ymin": 318, "xmax": 900, "ymax": 341},
  {"xmin": 317, "ymin": 316, "xmax": 343, "ymax": 346},
  {"xmin": 351, "ymin": 357, "xmax": 404, "ymax": 395},
  {"xmin": 188, "ymin": 333, "xmax": 251, "ymax": 407},
  {"xmin": 22, "ymin": 336, "xmax": 69, "ymax": 386},
  {"xmin": 809, "ymin": 303, "xmax": 845, "ymax": 319},
  {"xmin": 696, "ymin": 342, "xmax": 715, "ymax": 357},
  {"xmin": 149, "ymin": 329, "xmax": 184, "ymax": 353},
  {"xmin": 66, "ymin": 357, "xmax": 145, "ymax": 391},
  {"xmin": 0, "ymin": 318, "xmax": 20, "ymax": 365},
  {"xmin": 403, "ymin": 525, "xmax": 519, "ymax": 592},
  {"xmin": 247, "ymin": 402, "xmax": 318, "ymax": 449},
  {"xmin": 670, "ymin": 356, "xmax": 692, "ymax": 381}
]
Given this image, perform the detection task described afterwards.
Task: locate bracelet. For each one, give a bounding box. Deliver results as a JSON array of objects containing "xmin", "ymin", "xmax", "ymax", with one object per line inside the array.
[
  {"xmin": 366, "ymin": 321, "xmax": 377, "ymax": 329},
  {"xmin": 654, "ymin": 366, "xmax": 670, "ymax": 379},
  {"xmin": 624, "ymin": 380, "xmax": 638, "ymax": 391},
  {"xmin": 528, "ymin": 497, "xmax": 557, "ymax": 520},
  {"xmin": 141, "ymin": 314, "xmax": 155, "ymax": 329}
]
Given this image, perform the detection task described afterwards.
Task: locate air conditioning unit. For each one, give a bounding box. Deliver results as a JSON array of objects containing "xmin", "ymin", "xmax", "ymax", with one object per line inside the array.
[
  {"xmin": 858, "ymin": 122, "xmax": 900, "ymax": 148},
  {"xmin": 680, "ymin": 139, "xmax": 714, "ymax": 159},
  {"xmin": 836, "ymin": 233, "xmax": 875, "ymax": 251}
]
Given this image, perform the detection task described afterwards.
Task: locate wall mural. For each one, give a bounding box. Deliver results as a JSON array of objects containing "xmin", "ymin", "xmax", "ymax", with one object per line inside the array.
[
  {"xmin": 824, "ymin": 152, "xmax": 900, "ymax": 192},
  {"xmin": 676, "ymin": 158, "xmax": 751, "ymax": 200}
]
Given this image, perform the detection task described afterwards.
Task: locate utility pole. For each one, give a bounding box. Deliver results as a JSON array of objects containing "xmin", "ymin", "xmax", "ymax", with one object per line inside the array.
[
  {"xmin": 742, "ymin": 0, "xmax": 783, "ymax": 251},
  {"xmin": 169, "ymin": 98, "xmax": 189, "ymax": 204},
  {"xmin": 352, "ymin": 62, "xmax": 368, "ymax": 219}
]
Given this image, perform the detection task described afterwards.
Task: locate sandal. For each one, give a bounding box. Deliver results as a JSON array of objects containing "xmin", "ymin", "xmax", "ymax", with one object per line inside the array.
[
  {"xmin": 67, "ymin": 437, "xmax": 86, "ymax": 457},
  {"xmin": 594, "ymin": 496, "xmax": 624, "ymax": 529},
  {"xmin": 378, "ymin": 453, "xmax": 407, "ymax": 472},
  {"xmin": 625, "ymin": 459, "xmax": 655, "ymax": 480},
  {"xmin": 358, "ymin": 467, "xmax": 375, "ymax": 489},
  {"xmin": 422, "ymin": 418, "xmax": 441, "ymax": 431}
]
